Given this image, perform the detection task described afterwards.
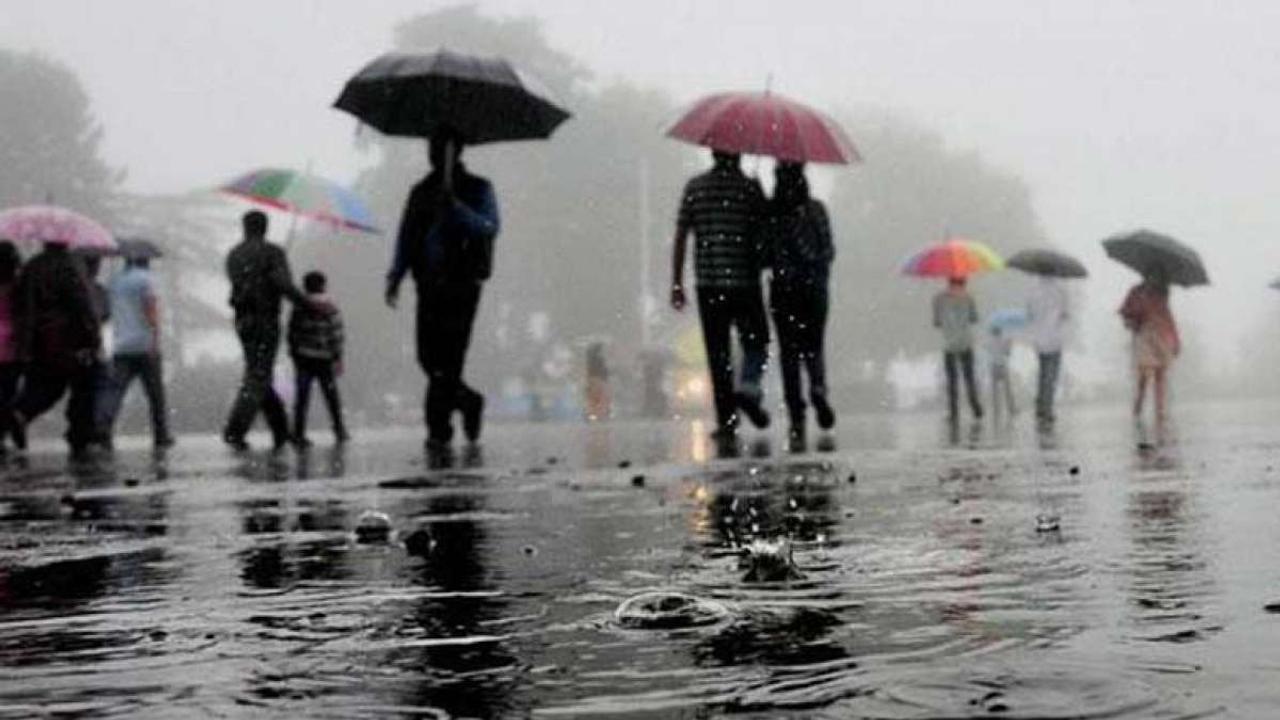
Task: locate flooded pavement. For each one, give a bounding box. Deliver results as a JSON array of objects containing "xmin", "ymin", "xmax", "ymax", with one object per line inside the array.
[{"xmin": 2, "ymin": 402, "xmax": 1280, "ymax": 718}]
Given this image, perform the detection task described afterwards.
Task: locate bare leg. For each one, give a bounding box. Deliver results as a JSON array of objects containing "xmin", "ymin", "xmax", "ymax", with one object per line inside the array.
[
  {"xmin": 1153, "ymin": 368, "xmax": 1168, "ymax": 422},
  {"xmin": 1134, "ymin": 371, "xmax": 1149, "ymax": 418}
]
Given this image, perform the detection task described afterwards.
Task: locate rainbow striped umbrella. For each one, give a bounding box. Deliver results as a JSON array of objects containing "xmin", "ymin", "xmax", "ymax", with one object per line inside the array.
[
  {"xmin": 901, "ymin": 238, "xmax": 1004, "ymax": 279},
  {"xmin": 221, "ymin": 168, "xmax": 379, "ymax": 234}
]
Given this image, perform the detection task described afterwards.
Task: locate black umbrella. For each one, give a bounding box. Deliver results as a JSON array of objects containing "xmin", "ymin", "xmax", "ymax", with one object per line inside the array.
[
  {"xmin": 333, "ymin": 49, "xmax": 571, "ymax": 143},
  {"xmin": 1006, "ymin": 248, "xmax": 1088, "ymax": 279},
  {"xmin": 1102, "ymin": 229, "xmax": 1208, "ymax": 287}
]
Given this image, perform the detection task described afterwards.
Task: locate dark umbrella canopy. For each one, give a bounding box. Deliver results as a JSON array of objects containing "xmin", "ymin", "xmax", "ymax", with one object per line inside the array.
[
  {"xmin": 1006, "ymin": 248, "xmax": 1088, "ymax": 278},
  {"xmin": 333, "ymin": 49, "xmax": 571, "ymax": 143},
  {"xmin": 114, "ymin": 237, "xmax": 164, "ymax": 260},
  {"xmin": 1103, "ymin": 229, "xmax": 1208, "ymax": 287}
]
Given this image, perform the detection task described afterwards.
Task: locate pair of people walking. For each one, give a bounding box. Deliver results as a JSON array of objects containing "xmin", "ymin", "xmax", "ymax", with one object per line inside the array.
[
  {"xmin": 222, "ymin": 210, "xmax": 347, "ymax": 451},
  {"xmin": 671, "ymin": 151, "xmax": 835, "ymax": 451}
]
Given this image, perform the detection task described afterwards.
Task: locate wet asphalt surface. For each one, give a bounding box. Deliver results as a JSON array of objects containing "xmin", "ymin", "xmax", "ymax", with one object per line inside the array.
[{"xmin": 2, "ymin": 401, "xmax": 1280, "ymax": 718}]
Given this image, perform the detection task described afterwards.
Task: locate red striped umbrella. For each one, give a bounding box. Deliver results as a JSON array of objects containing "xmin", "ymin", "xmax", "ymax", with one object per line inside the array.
[{"xmin": 666, "ymin": 91, "xmax": 860, "ymax": 165}]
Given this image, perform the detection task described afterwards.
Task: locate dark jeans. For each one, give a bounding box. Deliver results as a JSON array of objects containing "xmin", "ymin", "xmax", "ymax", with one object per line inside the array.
[
  {"xmin": 416, "ymin": 281, "xmax": 483, "ymax": 443},
  {"xmin": 770, "ymin": 281, "xmax": 829, "ymax": 424},
  {"xmin": 14, "ymin": 362, "xmax": 98, "ymax": 448},
  {"xmin": 1036, "ymin": 352, "xmax": 1062, "ymax": 420},
  {"xmin": 97, "ymin": 353, "xmax": 170, "ymax": 441},
  {"xmin": 697, "ymin": 285, "xmax": 769, "ymax": 430},
  {"xmin": 944, "ymin": 350, "xmax": 983, "ymax": 419},
  {"xmin": 0, "ymin": 363, "xmax": 20, "ymax": 412},
  {"xmin": 223, "ymin": 316, "xmax": 288, "ymax": 443},
  {"xmin": 293, "ymin": 356, "xmax": 346, "ymax": 438}
]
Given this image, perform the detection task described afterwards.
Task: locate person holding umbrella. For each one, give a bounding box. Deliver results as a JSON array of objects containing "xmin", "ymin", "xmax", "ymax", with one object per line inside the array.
[
  {"xmin": 1105, "ymin": 230, "xmax": 1207, "ymax": 423},
  {"xmin": 385, "ymin": 132, "xmax": 498, "ymax": 451},
  {"xmin": 7, "ymin": 239, "xmax": 103, "ymax": 455},
  {"xmin": 1007, "ymin": 249, "xmax": 1086, "ymax": 424},
  {"xmin": 335, "ymin": 49, "xmax": 569, "ymax": 453}
]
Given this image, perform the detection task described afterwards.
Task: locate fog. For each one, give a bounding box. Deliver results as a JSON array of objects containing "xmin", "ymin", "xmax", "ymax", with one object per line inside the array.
[{"xmin": 3, "ymin": 0, "xmax": 1280, "ymax": 426}]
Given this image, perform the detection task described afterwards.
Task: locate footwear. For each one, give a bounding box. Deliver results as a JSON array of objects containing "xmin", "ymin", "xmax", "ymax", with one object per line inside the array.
[
  {"xmin": 462, "ymin": 395, "xmax": 484, "ymax": 443},
  {"xmin": 787, "ymin": 425, "xmax": 806, "ymax": 454},
  {"xmin": 734, "ymin": 391, "xmax": 771, "ymax": 429},
  {"xmin": 272, "ymin": 435, "xmax": 291, "ymax": 452},
  {"xmin": 8, "ymin": 413, "xmax": 26, "ymax": 452},
  {"xmin": 334, "ymin": 427, "xmax": 351, "ymax": 444},
  {"xmin": 292, "ymin": 434, "xmax": 313, "ymax": 449},
  {"xmin": 812, "ymin": 394, "xmax": 836, "ymax": 430},
  {"xmin": 425, "ymin": 436, "xmax": 452, "ymax": 453},
  {"xmin": 154, "ymin": 435, "xmax": 176, "ymax": 449},
  {"xmin": 222, "ymin": 433, "xmax": 249, "ymax": 452}
]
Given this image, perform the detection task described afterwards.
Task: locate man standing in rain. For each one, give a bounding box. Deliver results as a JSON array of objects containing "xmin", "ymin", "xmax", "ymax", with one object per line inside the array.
[
  {"xmin": 386, "ymin": 132, "xmax": 499, "ymax": 454},
  {"xmin": 670, "ymin": 150, "xmax": 771, "ymax": 446},
  {"xmin": 1026, "ymin": 276, "xmax": 1070, "ymax": 423},
  {"xmin": 222, "ymin": 210, "xmax": 306, "ymax": 451},
  {"xmin": 933, "ymin": 277, "xmax": 984, "ymax": 421}
]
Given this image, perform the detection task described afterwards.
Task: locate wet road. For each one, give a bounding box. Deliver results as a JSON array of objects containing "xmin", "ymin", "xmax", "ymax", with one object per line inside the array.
[{"xmin": 2, "ymin": 402, "xmax": 1279, "ymax": 718}]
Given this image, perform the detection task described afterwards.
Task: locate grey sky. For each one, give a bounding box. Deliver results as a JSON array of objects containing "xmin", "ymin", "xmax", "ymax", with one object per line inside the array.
[{"xmin": 3, "ymin": 0, "xmax": 1279, "ymax": 365}]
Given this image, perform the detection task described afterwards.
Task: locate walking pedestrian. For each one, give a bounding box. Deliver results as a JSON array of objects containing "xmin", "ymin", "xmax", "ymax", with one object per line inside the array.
[
  {"xmin": 933, "ymin": 277, "xmax": 984, "ymax": 421},
  {"xmin": 7, "ymin": 241, "xmax": 102, "ymax": 454},
  {"xmin": 1120, "ymin": 270, "xmax": 1179, "ymax": 422},
  {"xmin": 766, "ymin": 161, "xmax": 835, "ymax": 452},
  {"xmin": 1026, "ymin": 276, "xmax": 1070, "ymax": 422},
  {"xmin": 670, "ymin": 151, "xmax": 771, "ymax": 447},
  {"xmin": 222, "ymin": 210, "xmax": 307, "ymax": 451},
  {"xmin": 96, "ymin": 252, "xmax": 174, "ymax": 448},
  {"xmin": 288, "ymin": 271, "xmax": 348, "ymax": 447},
  {"xmin": 385, "ymin": 132, "xmax": 498, "ymax": 453},
  {"xmin": 986, "ymin": 324, "xmax": 1016, "ymax": 418},
  {"xmin": 0, "ymin": 242, "xmax": 22, "ymax": 452}
]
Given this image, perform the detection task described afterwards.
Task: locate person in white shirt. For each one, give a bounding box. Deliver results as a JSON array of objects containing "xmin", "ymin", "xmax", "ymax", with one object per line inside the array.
[
  {"xmin": 1026, "ymin": 277, "xmax": 1069, "ymax": 422},
  {"xmin": 986, "ymin": 324, "xmax": 1016, "ymax": 417}
]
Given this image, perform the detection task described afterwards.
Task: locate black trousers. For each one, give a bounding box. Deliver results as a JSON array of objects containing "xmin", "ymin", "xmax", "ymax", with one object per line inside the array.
[
  {"xmin": 944, "ymin": 350, "xmax": 983, "ymax": 419},
  {"xmin": 696, "ymin": 285, "xmax": 770, "ymax": 430},
  {"xmin": 293, "ymin": 356, "xmax": 345, "ymax": 438},
  {"xmin": 770, "ymin": 281, "xmax": 829, "ymax": 423},
  {"xmin": 223, "ymin": 316, "xmax": 288, "ymax": 443},
  {"xmin": 0, "ymin": 363, "xmax": 20, "ymax": 412},
  {"xmin": 14, "ymin": 361, "xmax": 98, "ymax": 448},
  {"xmin": 97, "ymin": 353, "xmax": 170, "ymax": 441},
  {"xmin": 416, "ymin": 281, "xmax": 483, "ymax": 442}
]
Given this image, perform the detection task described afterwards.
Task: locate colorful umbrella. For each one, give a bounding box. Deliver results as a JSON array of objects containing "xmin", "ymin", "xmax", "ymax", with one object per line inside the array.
[
  {"xmin": 667, "ymin": 91, "xmax": 860, "ymax": 165},
  {"xmin": 0, "ymin": 204, "xmax": 116, "ymax": 252},
  {"xmin": 221, "ymin": 168, "xmax": 379, "ymax": 234},
  {"xmin": 333, "ymin": 50, "xmax": 571, "ymax": 143},
  {"xmin": 901, "ymin": 238, "xmax": 1004, "ymax": 278}
]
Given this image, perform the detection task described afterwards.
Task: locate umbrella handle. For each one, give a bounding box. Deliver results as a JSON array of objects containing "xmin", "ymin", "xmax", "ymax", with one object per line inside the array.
[{"xmin": 442, "ymin": 139, "xmax": 456, "ymax": 195}]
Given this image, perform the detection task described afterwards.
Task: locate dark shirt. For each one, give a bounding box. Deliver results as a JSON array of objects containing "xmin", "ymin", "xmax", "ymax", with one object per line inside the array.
[
  {"xmin": 15, "ymin": 246, "xmax": 100, "ymax": 365},
  {"xmin": 225, "ymin": 237, "xmax": 304, "ymax": 321},
  {"xmin": 677, "ymin": 165, "xmax": 767, "ymax": 289},
  {"xmin": 388, "ymin": 165, "xmax": 500, "ymax": 291},
  {"xmin": 288, "ymin": 295, "xmax": 344, "ymax": 362},
  {"xmin": 770, "ymin": 199, "xmax": 834, "ymax": 286}
]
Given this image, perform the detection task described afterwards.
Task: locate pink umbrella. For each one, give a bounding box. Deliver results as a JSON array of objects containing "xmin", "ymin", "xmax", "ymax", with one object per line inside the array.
[
  {"xmin": 667, "ymin": 91, "xmax": 860, "ymax": 165},
  {"xmin": 0, "ymin": 204, "xmax": 116, "ymax": 253}
]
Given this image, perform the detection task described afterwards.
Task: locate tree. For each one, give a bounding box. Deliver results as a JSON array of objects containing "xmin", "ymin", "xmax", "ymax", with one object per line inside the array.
[{"xmin": 0, "ymin": 50, "xmax": 121, "ymax": 219}]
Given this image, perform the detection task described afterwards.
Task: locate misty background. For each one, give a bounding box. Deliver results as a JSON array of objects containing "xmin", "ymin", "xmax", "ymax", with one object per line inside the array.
[{"xmin": 2, "ymin": 1, "xmax": 1279, "ymax": 431}]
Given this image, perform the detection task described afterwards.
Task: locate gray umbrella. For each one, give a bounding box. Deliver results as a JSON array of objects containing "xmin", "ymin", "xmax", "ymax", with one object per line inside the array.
[
  {"xmin": 1006, "ymin": 248, "xmax": 1088, "ymax": 278},
  {"xmin": 114, "ymin": 237, "xmax": 164, "ymax": 260},
  {"xmin": 1102, "ymin": 229, "xmax": 1208, "ymax": 287},
  {"xmin": 333, "ymin": 49, "xmax": 571, "ymax": 143}
]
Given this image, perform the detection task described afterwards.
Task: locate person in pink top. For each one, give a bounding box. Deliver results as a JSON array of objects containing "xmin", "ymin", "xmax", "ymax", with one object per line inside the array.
[
  {"xmin": 0, "ymin": 242, "xmax": 21, "ymax": 451},
  {"xmin": 1119, "ymin": 269, "xmax": 1180, "ymax": 422}
]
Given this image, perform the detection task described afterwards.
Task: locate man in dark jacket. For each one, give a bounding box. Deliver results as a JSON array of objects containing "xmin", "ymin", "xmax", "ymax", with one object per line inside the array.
[
  {"xmin": 386, "ymin": 134, "xmax": 499, "ymax": 452},
  {"xmin": 8, "ymin": 240, "xmax": 101, "ymax": 454},
  {"xmin": 222, "ymin": 210, "xmax": 307, "ymax": 451}
]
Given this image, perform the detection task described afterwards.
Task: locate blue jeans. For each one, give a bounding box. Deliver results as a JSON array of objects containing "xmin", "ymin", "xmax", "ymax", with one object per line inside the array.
[
  {"xmin": 97, "ymin": 352, "xmax": 171, "ymax": 441},
  {"xmin": 1036, "ymin": 352, "xmax": 1062, "ymax": 420}
]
